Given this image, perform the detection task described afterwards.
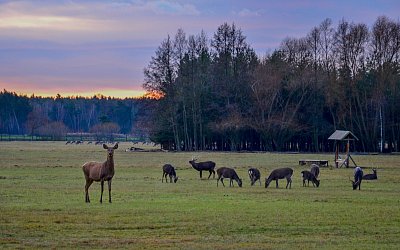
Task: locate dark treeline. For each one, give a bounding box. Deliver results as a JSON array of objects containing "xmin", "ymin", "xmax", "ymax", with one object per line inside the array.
[
  {"xmin": 0, "ymin": 91, "xmax": 154, "ymax": 141},
  {"xmin": 143, "ymin": 16, "xmax": 400, "ymax": 152}
]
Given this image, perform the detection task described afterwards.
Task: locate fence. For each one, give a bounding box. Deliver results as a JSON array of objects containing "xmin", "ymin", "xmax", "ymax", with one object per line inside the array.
[{"xmin": 0, "ymin": 133, "xmax": 148, "ymax": 142}]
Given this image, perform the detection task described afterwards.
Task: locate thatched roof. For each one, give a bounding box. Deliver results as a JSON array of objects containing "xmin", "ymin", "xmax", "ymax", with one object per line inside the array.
[{"xmin": 328, "ymin": 130, "xmax": 359, "ymax": 141}]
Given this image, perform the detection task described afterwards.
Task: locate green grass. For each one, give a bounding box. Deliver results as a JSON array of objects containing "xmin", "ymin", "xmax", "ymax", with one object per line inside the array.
[{"xmin": 0, "ymin": 142, "xmax": 399, "ymax": 249}]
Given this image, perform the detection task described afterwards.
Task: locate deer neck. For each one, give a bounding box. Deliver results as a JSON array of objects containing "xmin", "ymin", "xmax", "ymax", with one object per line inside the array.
[
  {"xmin": 105, "ymin": 155, "xmax": 115, "ymax": 170},
  {"xmin": 191, "ymin": 162, "xmax": 200, "ymax": 170}
]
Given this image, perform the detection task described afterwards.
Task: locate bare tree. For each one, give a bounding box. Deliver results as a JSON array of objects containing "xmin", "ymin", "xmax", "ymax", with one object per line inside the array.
[
  {"xmin": 37, "ymin": 121, "xmax": 69, "ymax": 140},
  {"xmin": 90, "ymin": 122, "xmax": 120, "ymax": 141},
  {"xmin": 143, "ymin": 35, "xmax": 181, "ymax": 150},
  {"xmin": 369, "ymin": 16, "xmax": 400, "ymax": 151},
  {"xmin": 25, "ymin": 106, "xmax": 49, "ymax": 139}
]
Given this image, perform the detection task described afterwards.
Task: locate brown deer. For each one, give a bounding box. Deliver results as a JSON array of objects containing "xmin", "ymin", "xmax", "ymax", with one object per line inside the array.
[
  {"xmin": 217, "ymin": 167, "xmax": 242, "ymax": 187},
  {"xmin": 301, "ymin": 170, "xmax": 320, "ymax": 187},
  {"xmin": 350, "ymin": 166, "xmax": 363, "ymax": 190},
  {"xmin": 310, "ymin": 164, "xmax": 320, "ymax": 178},
  {"xmin": 265, "ymin": 167, "xmax": 293, "ymax": 189},
  {"xmin": 162, "ymin": 164, "xmax": 179, "ymax": 183},
  {"xmin": 82, "ymin": 143, "xmax": 118, "ymax": 203},
  {"xmin": 189, "ymin": 157, "xmax": 216, "ymax": 179},
  {"xmin": 248, "ymin": 167, "xmax": 261, "ymax": 186},
  {"xmin": 363, "ymin": 168, "xmax": 377, "ymax": 180}
]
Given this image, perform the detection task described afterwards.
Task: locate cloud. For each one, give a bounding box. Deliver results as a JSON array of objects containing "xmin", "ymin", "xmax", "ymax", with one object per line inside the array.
[
  {"xmin": 237, "ymin": 8, "xmax": 261, "ymax": 17},
  {"xmin": 0, "ymin": 0, "xmax": 203, "ymax": 44},
  {"xmin": 0, "ymin": 14, "xmax": 99, "ymax": 30},
  {"xmin": 141, "ymin": 0, "xmax": 201, "ymax": 16}
]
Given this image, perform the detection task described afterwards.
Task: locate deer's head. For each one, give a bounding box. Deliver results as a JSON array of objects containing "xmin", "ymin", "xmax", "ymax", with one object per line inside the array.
[
  {"xmin": 189, "ymin": 156, "xmax": 198, "ymax": 164},
  {"xmin": 103, "ymin": 143, "xmax": 118, "ymax": 158},
  {"xmin": 349, "ymin": 177, "xmax": 359, "ymax": 190}
]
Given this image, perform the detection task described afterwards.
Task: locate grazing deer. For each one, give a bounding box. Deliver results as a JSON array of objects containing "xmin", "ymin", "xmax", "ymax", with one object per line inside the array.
[
  {"xmin": 363, "ymin": 168, "xmax": 377, "ymax": 180},
  {"xmin": 82, "ymin": 143, "xmax": 118, "ymax": 203},
  {"xmin": 350, "ymin": 166, "xmax": 363, "ymax": 190},
  {"xmin": 162, "ymin": 164, "xmax": 179, "ymax": 183},
  {"xmin": 310, "ymin": 164, "xmax": 320, "ymax": 178},
  {"xmin": 217, "ymin": 167, "xmax": 242, "ymax": 187},
  {"xmin": 189, "ymin": 157, "xmax": 216, "ymax": 179},
  {"xmin": 301, "ymin": 170, "xmax": 320, "ymax": 187},
  {"xmin": 248, "ymin": 167, "xmax": 261, "ymax": 186},
  {"xmin": 265, "ymin": 168, "xmax": 293, "ymax": 189}
]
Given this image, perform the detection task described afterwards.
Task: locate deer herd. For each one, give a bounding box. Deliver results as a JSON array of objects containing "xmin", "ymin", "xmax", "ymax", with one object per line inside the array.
[{"xmin": 82, "ymin": 143, "xmax": 379, "ymax": 203}]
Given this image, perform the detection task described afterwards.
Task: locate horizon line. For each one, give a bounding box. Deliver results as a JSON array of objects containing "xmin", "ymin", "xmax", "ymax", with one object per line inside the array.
[{"xmin": 1, "ymin": 88, "xmax": 148, "ymax": 99}]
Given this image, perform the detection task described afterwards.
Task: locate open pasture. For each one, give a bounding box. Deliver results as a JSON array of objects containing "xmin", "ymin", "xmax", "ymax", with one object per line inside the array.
[{"xmin": 1, "ymin": 141, "xmax": 399, "ymax": 249}]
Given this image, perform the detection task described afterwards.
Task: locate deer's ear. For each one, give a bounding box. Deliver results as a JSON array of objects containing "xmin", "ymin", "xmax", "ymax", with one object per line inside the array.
[
  {"xmin": 103, "ymin": 144, "xmax": 108, "ymax": 149},
  {"xmin": 113, "ymin": 143, "xmax": 119, "ymax": 149}
]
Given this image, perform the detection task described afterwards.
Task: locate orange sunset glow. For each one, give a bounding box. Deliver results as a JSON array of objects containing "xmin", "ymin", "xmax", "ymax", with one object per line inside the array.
[{"xmin": 10, "ymin": 88, "xmax": 146, "ymax": 99}]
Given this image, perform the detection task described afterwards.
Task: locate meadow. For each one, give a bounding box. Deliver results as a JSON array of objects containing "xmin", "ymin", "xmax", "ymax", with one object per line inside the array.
[{"xmin": 0, "ymin": 141, "xmax": 399, "ymax": 249}]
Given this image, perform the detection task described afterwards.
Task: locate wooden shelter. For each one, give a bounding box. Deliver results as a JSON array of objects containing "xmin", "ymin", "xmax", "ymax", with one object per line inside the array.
[{"xmin": 328, "ymin": 130, "xmax": 359, "ymax": 168}]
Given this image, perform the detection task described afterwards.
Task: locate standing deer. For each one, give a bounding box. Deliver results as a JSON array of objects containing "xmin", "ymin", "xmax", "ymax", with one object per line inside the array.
[
  {"xmin": 189, "ymin": 158, "xmax": 216, "ymax": 179},
  {"xmin": 265, "ymin": 167, "xmax": 293, "ymax": 189},
  {"xmin": 82, "ymin": 143, "xmax": 118, "ymax": 203},
  {"xmin": 216, "ymin": 167, "xmax": 242, "ymax": 187}
]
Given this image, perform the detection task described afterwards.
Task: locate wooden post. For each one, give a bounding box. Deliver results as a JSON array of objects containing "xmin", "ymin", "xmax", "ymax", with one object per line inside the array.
[
  {"xmin": 345, "ymin": 140, "xmax": 350, "ymax": 168},
  {"xmin": 335, "ymin": 142, "xmax": 339, "ymax": 168}
]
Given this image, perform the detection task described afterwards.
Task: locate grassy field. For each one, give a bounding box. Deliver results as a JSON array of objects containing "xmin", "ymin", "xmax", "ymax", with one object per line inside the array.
[{"xmin": 0, "ymin": 141, "xmax": 399, "ymax": 249}]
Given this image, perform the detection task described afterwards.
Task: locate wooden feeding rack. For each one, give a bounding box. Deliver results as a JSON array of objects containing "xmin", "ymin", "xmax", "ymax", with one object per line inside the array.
[
  {"xmin": 298, "ymin": 159, "xmax": 329, "ymax": 167},
  {"xmin": 328, "ymin": 130, "xmax": 359, "ymax": 168}
]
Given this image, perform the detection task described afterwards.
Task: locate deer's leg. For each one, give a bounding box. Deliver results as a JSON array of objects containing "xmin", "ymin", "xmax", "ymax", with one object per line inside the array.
[
  {"xmin": 221, "ymin": 178, "xmax": 225, "ymax": 187},
  {"xmin": 85, "ymin": 179, "xmax": 93, "ymax": 203},
  {"xmin": 287, "ymin": 178, "xmax": 292, "ymax": 189},
  {"xmin": 108, "ymin": 179, "xmax": 112, "ymax": 203},
  {"xmin": 212, "ymin": 170, "xmax": 215, "ymax": 179},
  {"xmin": 100, "ymin": 181, "xmax": 104, "ymax": 203},
  {"xmin": 199, "ymin": 170, "xmax": 203, "ymax": 179},
  {"xmin": 275, "ymin": 179, "xmax": 279, "ymax": 188},
  {"xmin": 207, "ymin": 170, "xmax": 212, "ymax": 179},
  {"xmin": 162, "ymin": 172, "xmax": 165, "ymax": 182}
]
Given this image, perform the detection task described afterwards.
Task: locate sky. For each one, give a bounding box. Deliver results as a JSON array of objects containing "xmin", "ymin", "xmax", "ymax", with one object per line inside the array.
[{"xmin": 0, "ymin": 0, "xmax": 399, "ymax": 98}]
